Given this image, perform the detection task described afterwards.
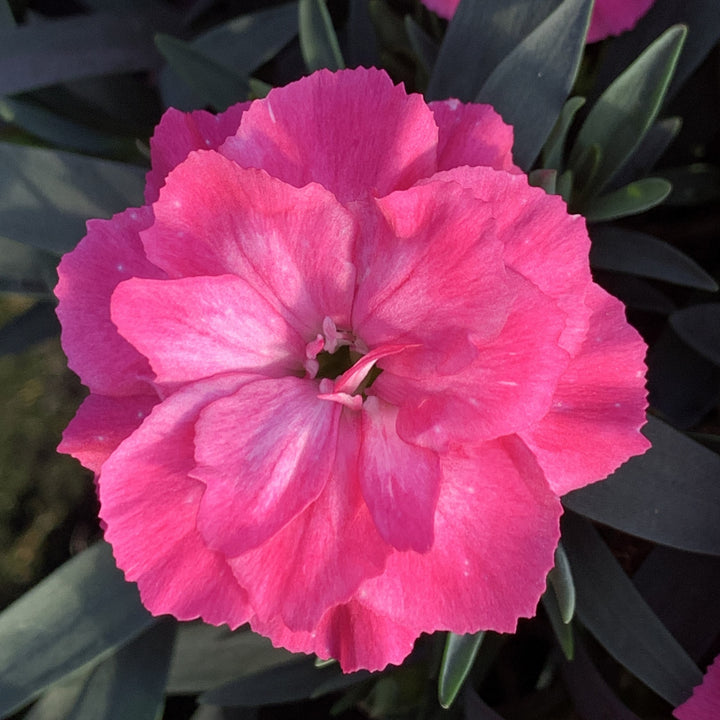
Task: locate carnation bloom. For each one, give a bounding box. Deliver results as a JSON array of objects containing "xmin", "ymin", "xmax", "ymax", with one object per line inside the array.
[
  {"xmin": 422, "ymin": 0, "xmax": 655, "ymax": 43},
  {"xmin": 55, "ymin": 67, "xmax": 649, "ymax": 672},
  {"xmin": 674, "ymin": 655, "xmax": 720, "ymax": 720}
]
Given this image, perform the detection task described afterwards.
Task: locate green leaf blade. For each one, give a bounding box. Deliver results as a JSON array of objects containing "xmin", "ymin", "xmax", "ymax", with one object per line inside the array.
[
  {"xmin": 583, "ymin": 177, "xmax": 672, "ymax": 222},
  {"xmin": 298, "ymin": 0, "xmax": 345, "ymax": 73},
  {"xmin": 438, "ymin": 631, "xmax": 484, "ymax": 709}
]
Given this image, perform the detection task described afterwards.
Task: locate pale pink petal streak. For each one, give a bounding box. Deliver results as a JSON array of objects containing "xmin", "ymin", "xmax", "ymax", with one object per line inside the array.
[
  {"xmin": 111, "ymin": 274, "xmax": 305, "ymax": 383},
  {"xmin": 191, "ymin": 377, "xmax": 343, "ymax": 557}
]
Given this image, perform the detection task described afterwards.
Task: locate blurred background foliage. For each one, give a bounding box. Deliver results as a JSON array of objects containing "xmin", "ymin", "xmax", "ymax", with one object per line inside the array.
[{"xmin": 0, "ymin": 0, "xmax": 719, "ymax": 718}]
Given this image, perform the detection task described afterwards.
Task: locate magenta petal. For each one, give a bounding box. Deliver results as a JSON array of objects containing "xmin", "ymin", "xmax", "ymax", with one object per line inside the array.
[
  {"xmin": 420, "ymin": 0, "xmax": 459, "ymax": 20},
  {"xmin": 141, "ymin": 152, "xmax": 357, "ymax": 335},
  {"xmin": 55, "ymin": 207, "xmax": 165, "ymax": 396},
  {"xmin": 229, "ymin": 412, "xmax": 389, "ymax": 631},
  {"xmin": 59, "ymin": 393, "xmax": 158, "ymax": 473},
  {"xmin": 430, "ymin": 99, "xmax": 519, "ymax": 173},
  {"xmin": 674, "ymin": 653, "xmax": 720, "ymax": 720},
  {"xmin": 145, "ymin": 103, "xmax": 249, "ymax": 202},
  {"xmin": 358, "ymin": 437, "xmax": 562, "ymax": 635},
  {"xmin": 251, "ymin": 597, "xmax": 419, "ymax": 673},
  {"xmin": 521, "ymin": 284, "xmax": 650, "ymax": 495},
  {"xmin": 220, "ymin": 67, "xmax": 438, "ymax": 203},
  {"xmin": 111, "ymin": 275, "xmax": 305, "ymax": 383},
  {"xmin": 425, "ymin": 167, "xmax": 593, "ymax": 356},
  {"xmin": 353, "ymin": 181, "xmax": 511, "ymax": 356},
  {"xmin": 359, "ymin": 397, "xmax": 440, "ymax": 552},
  {"xmin": 587, "ymin": 0, "xmax": 655, "ymax": 43},
  {"xmin": 192, "ymin": 377, "xmax": 342, "ymax": 556},
  {"xmin": 378, "ymin": 271, "xmax": 569, "ymax": 450},
  {"xmin": 99, "ymin": 374, "xmax": 252, "ymax": 627}
]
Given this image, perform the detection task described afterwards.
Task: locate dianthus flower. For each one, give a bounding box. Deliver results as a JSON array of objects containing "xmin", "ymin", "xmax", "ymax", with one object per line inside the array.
[
  {"xmin": 422, "ymin": 0, "xmax": 655, "ymax": 43},
  {"xmin": 56, "ymin": 67, "xmax": 649, "ymax": 672},
  {"xmin": 674, "ymin": 655, "xmax": 720, "ymax": 720}
]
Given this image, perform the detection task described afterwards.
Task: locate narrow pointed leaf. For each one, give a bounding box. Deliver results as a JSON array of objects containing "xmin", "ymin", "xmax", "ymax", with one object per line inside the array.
[
  {"xmin": 0, "ymin": 0, "xmax": 15, "ymax": 28},
  {"xmin": 590, "ymin": 226, "xmax": 718, "ymax": 290},
  {"xmin": 0, "ymin": 542, "xmax": 155, "ymax": 717},
  {"xmin": 569, "ymin": 25, "xmax": 686, "ymax": 196},
  {"xmin": 548, "ymin": 543, "xmax": 575, "ymax": 624},
  {"xmin": 155, "ymin": 34, "xmax": 249, "ymax": 111},
  {"xmin": 427, "ymin": 0, "xmax": 558, "ymax": 101},
  {"xmin": 200, "ymin": 658, "xmax": 358, "ymax": 706},
  {"xmin": 23, "ymin": 674, "xmax": 91, "ymax": 720},
  {"xmin": 542, "ymin": 591, "xmax": 574, "ymax": 660},
  {"xmin": 564, "ymin": 416, "xmax": 720, "ymax": 555},
  {"xmin": 405, "ymin": 16, "xmax": 439, "ymax": 75},
  {"xmin": 0, "ymin": 13, "xmax": 160, "ymax": 95},
  {"xmin": 167, "ymin": 623, "xmax": 295, "ymax": 694},
  {"xmin": 476, "ymin": 0, "xmax": 594, "ymax": 169},
  {"xmin": 438, "ymin": 631, "xmax": 485, "ymax": 709},
  {"xmin": 542, "ymin": 96, "xmax": 585, "ymax": 171},
  {"xmin": 0, "ymin": 142, "xmax": 145, "ymax": 254},
  {"xmin": 670, "ymin": 304, "xmax": 720, "ymax": 366},
  {"xmin": 584, "ymin": 178, "xmax": 671, "ymax": 222},
  {"xmin": 0, "ymin": 237, "xmax": 57, "ymax": 295},
  {"xmin": 346, "ymin": 0, "xmax": 379, "ymax": 68},
  {"xmin": 298, "ymin": 0, "xmax": 345, "ymax": 72},
  {"xmin": 562, "ymin": 514, "xmax": 702, "ymax": 706},
  {"xmin": 68, "ymin": 621, "xmax": 175, "ymax": 720}
]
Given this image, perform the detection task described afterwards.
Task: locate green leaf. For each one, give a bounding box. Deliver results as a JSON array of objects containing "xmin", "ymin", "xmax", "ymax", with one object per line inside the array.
[
  {"xmin": 548, "ymin": 543, "xmax": 575, "ymax": 624},
  {"xmin": 67, "ymin": 620, "xmax": 175, "ymax": 720},
  {"xmin": 590, "ymin": 226, "xmax": 718, "ymax": 290},
  {"xmin": 0, "ymin": 0, "xmax": 15, "ymax": 29},
  {"xmin": 438, "ymin": 631, "xmax": 484, "ymax": 709},
  {"xmin": 155, "ymin": 34, "xmax": 249, "ymax": 111},
  {"xmin": 475, "ymin": 0, "xmax": 594, "ymax": 169},
  {"xmin": 670, "ymin": 304, "xmax": 720, "ymax": 366},
  {"xmin": 160, "ymin": 3, "xmax": 298, "ymax": 111},
  {"xmin": 23, "ymin": 673, "xmax": 90, "ymax": 720},
  {"xmin": 528, "ymin": 169, "xmax": 558, "ymax": 195},
  {"xmin": 562, "ymin": 514, "xmax": 702, "ymax": 705},
  {"xmin": 405, "ymin": 16, "xmax": 439, "ymax": 76},
  {"xmin": 583, "ymin": 178, "xmax": 672, "ymax": 221},
  {"xmin": 0, "ymin": 97, "xmax": 137, "ymax": 159},
  {"xmin": 599, "ymin": 274, "xmax": 676, "ymax": 314},
  {"xmin": 0, "ymin": 302, "xmax": 59, "ymax": 355},
  {"xmin": 0, "ymin": 13, "xmax": 161, "ymax": 95},
  {"xmin": 0, "ymin": 142, "xmax": 145, "ymax": 254},
  {"xmin": 0, "ymin": 541, "xmax": 155, "ymax": 717},
  {"xmin": 564, "ymin": 416, "xmax": 720, "ymax": 556},
  {"xmin": 167, "ymin": 623, "xmax": 296, "ymax": 694},
  {"xmin": 541, "ymin": 96, "xmax": 585, "ymax": 171},
  {"xmin": 569, "ymin": 25, "xmax": 687, "ymax": 198},
  {"xmin": 200, "ymin": 657, "xmax": 367, "ymax": 707},
  {"xmin": 427, "ymin": 0, "xmax": 558, "ymax": 101},
  {"xmin": 298, "ymin": 0, "xmax": 345, "ymax": 73},
  {"xmin": 0, "ymin": 237, "xmax": 57, "ymax": 295},
  {"xmin": 541, "ymin": 591, "xmax": 574, "ymax": 660}
]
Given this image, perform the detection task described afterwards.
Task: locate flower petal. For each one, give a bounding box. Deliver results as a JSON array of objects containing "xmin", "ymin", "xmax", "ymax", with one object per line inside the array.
[
  {"xmin": 141, "ymin": 152, "xmax": 357, "ymax": 335},
  {"xmin": 99, "ymin": 374, "xmax": 252, "ymax": 627},
  {"xmin": 229, "ymin": 411, "xmax": 389, "ymax": 631},
  {"xmin": 586, "ymin": 0, "xmax": 655, "ymax": 43},
  {"xmin": 111, "ymin": 275, "xmax": 305, "ymax": 383},
  {"xmin": 191, "ymin": 377, "xmax": 342, "ymax": 556},
  {"xmin": 220, "ymin": 67, "xmax": 439, "ymax": 203},
  {"xmin": 145, "ymin": 103, "xmax": 249, "ymax": 202},
  {"xmin": 358, "ymin": 397, "xmax": 441, "ymax": 552},
  {"xmin": 59, "ymin": 393, "xmax": 158, "ymax": 473},
  {"xmin": 377, "ymin": 270, "xmax": 569, "ymax": 451},
  {"xmin": 55, "ymin": 206, "xmax": 165, "ymax": 396},
  {"xmin": 425, "ymin": 167, "xmax": 593, "ymax": 356},
  {"xmin": 430, "ymin": 99, "xmax": 519, "ymax": 173},
  {"xmin": 674, "ymin": 653, "xmax": 720, "ymax": 720},
  {"xmin": 251, "ymin": 597, "xmax": 419, "ymax": 673},
  {"xmin": 521, "ymin": 284, "xmax": 650, "ymax": 494},
  {"xmin": 352, "ymin": 181, "xmax": 512, "ymax": 362},
  {"xmin": 357, "ymin": 436, "xmax": 562, "ymax": 635}
]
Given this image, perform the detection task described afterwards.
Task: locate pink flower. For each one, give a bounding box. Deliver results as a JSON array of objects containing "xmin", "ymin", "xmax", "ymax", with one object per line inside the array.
[
  {"xmin": 422, "ymin": 0, "xmax": 655, "ymax": 43},
  {"xmin": 55, "ymin": 67, "xmax": 649, "ymax": 672},
  {"xmin": 674, "ymin": 655, "xmax": 720, "ymax": 720}
]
